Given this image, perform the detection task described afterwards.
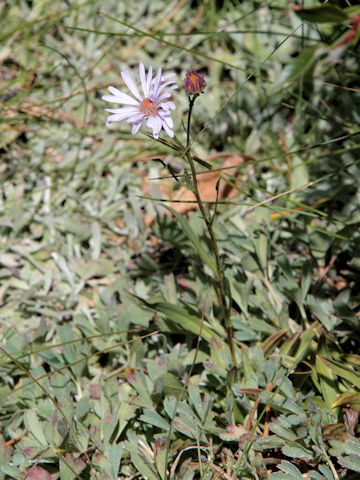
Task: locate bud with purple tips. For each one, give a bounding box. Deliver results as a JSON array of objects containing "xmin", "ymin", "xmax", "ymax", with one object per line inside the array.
[{"xmin": 184, "ymin": 70, "xmax": 205, "ymax": 95}]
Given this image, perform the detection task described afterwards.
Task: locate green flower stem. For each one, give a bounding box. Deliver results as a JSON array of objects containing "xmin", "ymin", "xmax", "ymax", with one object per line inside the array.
[{"xmin": 185, "ymin": 96, "xmax": 236, "ymax": 366}]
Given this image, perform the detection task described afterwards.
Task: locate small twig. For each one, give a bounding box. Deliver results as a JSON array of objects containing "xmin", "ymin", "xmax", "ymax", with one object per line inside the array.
[
  {"xmin": 208, "ymin": 461, "xmax": 235, "ymax": 480},
  {"xmin": 263, "ymin": 382, "xmax": 273, "ymax": 437},
  {"xmin": 246, "ymin": 397, "xmax": 261, "ymax": 432},
  {"xmin": 312, "ymin": 254, "xmax": 337, "ymax": 294},
  {"xmin": 5, "ymin": 434, "xmax": 25, "ymax": 448},
  {"xmin": 170, "ymin": 446, "xmax": 213, "ymax": 479},
  {"xmin": 322, "ymin": 81, "xmax": 360, "ymax": 93}
]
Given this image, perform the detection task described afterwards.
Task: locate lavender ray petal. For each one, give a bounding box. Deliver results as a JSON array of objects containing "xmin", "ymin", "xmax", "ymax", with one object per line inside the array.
[
  {"xmin": 121, "ymin": 70, "xmax": 142, "ymax": 101},
  {"xmin": 102, "ymin": 90, "xmax": 139, "ymax": 106},
  {"xmin": 139, "ymin": 63, "xmax": 148, "ymax": 97}
]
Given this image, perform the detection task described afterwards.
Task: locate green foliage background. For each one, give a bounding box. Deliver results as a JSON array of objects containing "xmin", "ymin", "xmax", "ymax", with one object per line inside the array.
[{"xmin": 1, "ymin": 0, "xmax": 360, "ymax": 479}]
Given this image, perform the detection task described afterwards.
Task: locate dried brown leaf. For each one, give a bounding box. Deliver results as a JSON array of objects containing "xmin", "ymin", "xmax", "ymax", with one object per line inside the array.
[{"xmin": 168, "ymin": 154, "xmax": 251, "ymax": 214}]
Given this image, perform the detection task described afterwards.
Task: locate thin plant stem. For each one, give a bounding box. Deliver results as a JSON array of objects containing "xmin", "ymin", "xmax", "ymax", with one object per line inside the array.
[
  {"xmin": 185, "ymin": 95, "xmax": 236, "ymax": 366},
  {"xmin": 186, "ymin": 96, "xmax": 195, "ymax": 151}
]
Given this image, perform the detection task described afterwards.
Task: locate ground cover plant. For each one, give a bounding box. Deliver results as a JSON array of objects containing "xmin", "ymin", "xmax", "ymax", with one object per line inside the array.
[{"xmin": 1, "ymin": 0, "xmax": 360, "ymax": 478}]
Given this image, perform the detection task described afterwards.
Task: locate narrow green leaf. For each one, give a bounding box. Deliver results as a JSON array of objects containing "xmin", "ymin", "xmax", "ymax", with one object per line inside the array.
[
  {"xmin": 269, "ymin": 474, "xmax": 293, "ymax": 480},
  {"xmin": 108, "ymin": 445, "xmax": 123, "ymax": 479},
  {"xmin": 0, "ymin": 465, "xmax": 22, "ymax": 480},
  {"xmin": 316, "ymin": 334, "xmax": 338, "ymax": 408},
  {"xmin": 161, "ymin": 372, "xmax": 184, "ymax": 396},
  {"xmin": 162, "ymin": 205, "xmax": 217, "ymax": 274},
  {"xmin": 261, "ymin": 329, "xmax": 288, "ymax": 355},
  {"xmin": 278, "ymin": 460, "xmax": 304, "ymax": 480},
  {"xmin": 261, "ymin": 392, "xmax": 303, "ymax": 415},
  {"xmin": 276, "ymin": 254, "xmax": 298, "ymax": 290},
  {"xmin": 130, "ymin": 452, "xmax": 160, "ymax": 480},
  {"xmin": 281, "ymin": 442, "xmax": 313, "ymax": 460},
  {"xmin": 24, "ymin": 410, "xmax": 48, "ymax": 446},
  {"xmin": 254, "ymin": 436, "xmax": 285, "ymax": 450},
  {"xmin": 254, "ymin": 229, "xmax": 268, "ymax": 274},
  {"xmin": 317, "ymin": 356, "xmax": 360, "ymax": 389},
  {"xmin": 140, "ymin": 410, "xmax": 170, "ymax": 431},
  {"xmin": 344, "ymin": 354, "xmax": 360, "ymax": 367},
  {"xmin": 138, "ymin": 299, "xmax": 222, "ymax": 344},
  {"xmin": 269, "ymin": 421, "xmax": 298, "ymax": 441},
  {"xmin": 308, "ymin": 471, "xmax": 326, "ymax": 480},
  {"xmin": 345, "ymin": 6, "xmax": 360, "ymax": 17},
  {"xmin": 118, "ymin": 403, "xmax": 136, "ymax": 438},
  {"xmin": 300, "ymin": 260, "xmax": 313, "ymax": 301},
  {"xmin": 182, "ymin": 470, "xmax": 195, "ymax": 480},
  {"xmin": 126, "ymin": 370, "xmax": 153, "ymax": 406},
  {"xmin": 279, "ymin": 331, "xmax": 301, "ymax": 356},
  {"xmin": 332, "ymin": 392, "xmax": 360, "ymax": 408},
  {"xmin": 276, "ymin": 45, "xmax": 318, "ymax": 87},
  {"xmin": 154, "ymin": 437, "xmax": 167, "ymax": 480},
  {"xmin": 294, "ymin": 325, "xmax": 317, "ymax": 363},
  {"xmin": 338, "ymin": 455, "xmax": 360, "ymax": 473},
  {"xmin": 172, "ymin": 417, "xmax": 197, "ymax": 439},
  {"xmin": 307, "ymin": 295, "xmax": 337, "ymax": 331},
  {"xmin": 210, "ymin": 336, "xmax": 228, "ymax": 374},
  {"xmin": 188, "ymin": 384, "xmax": 203, "ymax": 420},
  {"xmin": 334, "ymin": 302, "xmax": 359, "ymax": 330},
  {"xmin": 318, "ymin": 465, "xmax": 334, "ymax": 479},
  {"xmin": 344, "ymin": 437, "xmax": 360, "ymax": 457},
  {"xmin": 292, "ymin": 5, "xmax": 348, "ymax": 23}
]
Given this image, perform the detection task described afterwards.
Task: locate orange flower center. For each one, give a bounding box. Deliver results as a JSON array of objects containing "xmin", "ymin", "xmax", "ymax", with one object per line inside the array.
[
  {"xmin": 188, "ymin": 73, "xmax": 201, "ymax": 89},
  {"xmin": 140, "ymin": 98, "xmax": 159, "ymax": 117}
]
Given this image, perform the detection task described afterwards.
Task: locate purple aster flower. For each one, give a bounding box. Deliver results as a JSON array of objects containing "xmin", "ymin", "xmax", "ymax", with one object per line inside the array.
[{"xmin": 102, "ymin": 63, "xmax": 178, "ymax": 139}]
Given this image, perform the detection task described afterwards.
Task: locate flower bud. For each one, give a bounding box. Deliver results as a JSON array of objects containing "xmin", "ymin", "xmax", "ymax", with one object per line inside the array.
[{"xmin": 184, "ymin": 70, "xmax": 205, "ymax": 95}]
